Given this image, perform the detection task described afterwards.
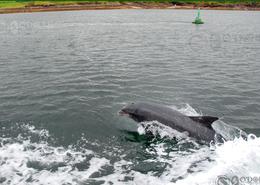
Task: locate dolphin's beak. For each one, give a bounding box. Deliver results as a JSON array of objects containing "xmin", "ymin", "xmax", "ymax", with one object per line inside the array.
[{"xmin": 118, "ymin": 109, "xmax": 129, "ymax": 116}]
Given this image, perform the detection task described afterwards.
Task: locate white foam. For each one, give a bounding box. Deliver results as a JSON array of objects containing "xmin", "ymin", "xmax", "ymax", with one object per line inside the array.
[
  {"xmin": 0, "ymin": 125, "xmax": 108, "ymax": 185},
  {"xmin": 174, "ymin": 135, "xmax": 260, "ymax": 185},
  {"xmin": 137, "ymin": 121, "xmax": 189, "ymax": 140},
  {"xmin": 20, "ymin": 124, "xmax": 50, "ymax": 138}
]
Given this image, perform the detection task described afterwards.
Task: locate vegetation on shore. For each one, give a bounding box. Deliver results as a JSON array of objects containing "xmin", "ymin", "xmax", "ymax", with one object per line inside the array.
[
  {"xmin": 172, "ymin": 0, "xmax": 260, "ymax": 7},
  {"xmin": 0, "ymin": 0, "xmax": 259, "ymax": 9}
]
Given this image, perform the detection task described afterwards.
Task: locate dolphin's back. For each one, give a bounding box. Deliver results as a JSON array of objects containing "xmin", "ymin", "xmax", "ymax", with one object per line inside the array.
[{"xmin": 134, "ymin": 102, "xmax": 216, "ymax": 142}]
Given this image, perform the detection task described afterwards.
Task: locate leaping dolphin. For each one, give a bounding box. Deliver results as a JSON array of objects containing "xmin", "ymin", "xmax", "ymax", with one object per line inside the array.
[{"xmin": 119, "ymin": 102, "xmax": 219, "ymax": 142}]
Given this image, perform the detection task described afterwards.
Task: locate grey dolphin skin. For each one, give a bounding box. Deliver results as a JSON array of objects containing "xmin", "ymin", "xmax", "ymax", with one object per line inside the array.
[{"xmin": 119, "ymin": 102, "xmax": 219, "ymax": 142}]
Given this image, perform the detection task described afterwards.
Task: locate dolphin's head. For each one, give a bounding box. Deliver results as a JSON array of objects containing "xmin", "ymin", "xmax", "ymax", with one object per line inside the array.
[
  {"xmin": 119, "ymin": 103, "xmax": 136, "ymax": 115},
  {"xmin": 119, "ymin": 103, "xmax": 146, "ymax": 122}
]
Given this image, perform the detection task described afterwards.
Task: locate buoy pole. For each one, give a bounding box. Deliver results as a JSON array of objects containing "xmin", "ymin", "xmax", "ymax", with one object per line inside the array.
[{"xmin": 193, "ymin": 8, "xmax": 204, "ymax": 24}]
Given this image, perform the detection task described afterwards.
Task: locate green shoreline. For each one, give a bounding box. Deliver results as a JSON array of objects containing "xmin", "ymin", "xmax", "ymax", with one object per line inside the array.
[{"xmin": 0, "ymin": 0, "xmax": 260, "ymax": 13}]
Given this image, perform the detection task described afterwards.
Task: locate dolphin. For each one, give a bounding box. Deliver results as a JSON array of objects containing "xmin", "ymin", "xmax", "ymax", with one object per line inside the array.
[{"xmin": 119, "ymin": 102, "xmax": 219, "ymax": 142}]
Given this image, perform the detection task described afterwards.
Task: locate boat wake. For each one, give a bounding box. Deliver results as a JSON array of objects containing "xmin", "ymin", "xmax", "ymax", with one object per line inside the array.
[{"xmin": 0, "ymin": 105, "xmax": 260, "ymax": 185}]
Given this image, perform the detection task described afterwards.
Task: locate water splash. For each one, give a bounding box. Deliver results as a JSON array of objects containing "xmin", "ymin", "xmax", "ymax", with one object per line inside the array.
[{"xmin": 212, "ymin": 120, "xmax": 248, "ymax": 141}]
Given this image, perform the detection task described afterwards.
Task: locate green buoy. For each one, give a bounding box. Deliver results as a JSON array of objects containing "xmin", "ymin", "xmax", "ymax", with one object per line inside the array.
[{"xmin": 193, "ymin": 8, "xmax": 204, "ymax": 24}]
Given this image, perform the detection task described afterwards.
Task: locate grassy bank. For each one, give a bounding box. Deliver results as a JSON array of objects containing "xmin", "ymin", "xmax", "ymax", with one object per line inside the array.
[
  {"xmin": 172, "ymin": 0, "xmax": 260, "ymax": 7},
  {"xmin": 0, "ymin": 0, "xmax": 100, "ymax": 9},
  {"xmin": 0, "ymin": 0, "xmax": 259, "ymax": 10}
]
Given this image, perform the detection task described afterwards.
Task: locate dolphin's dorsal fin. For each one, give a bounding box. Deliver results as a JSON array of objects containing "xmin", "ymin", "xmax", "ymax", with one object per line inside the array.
[{"xmin": 188, "ymin": 116, "xmax": 218, "ymax": 129}]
